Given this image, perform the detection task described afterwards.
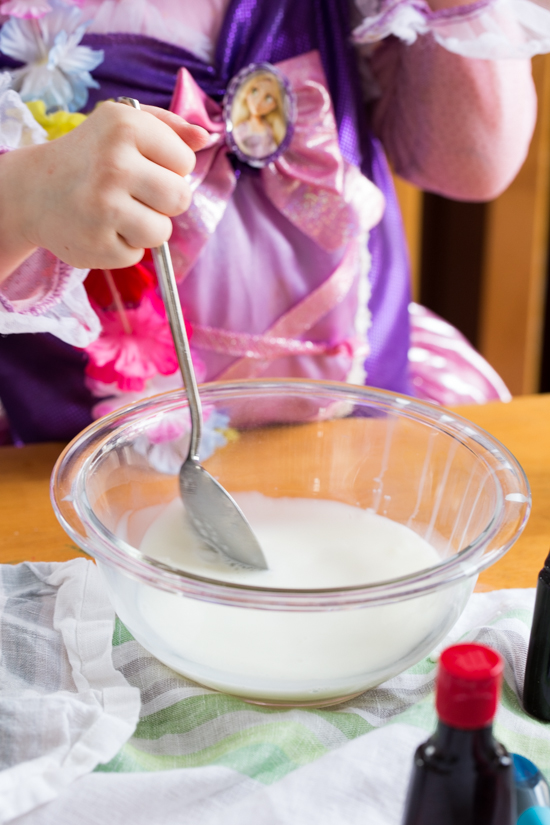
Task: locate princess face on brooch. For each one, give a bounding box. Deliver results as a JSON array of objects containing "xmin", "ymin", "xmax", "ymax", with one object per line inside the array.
[{"xmin": 224, "ymin": 63, "xmax": 294, "ymax": 167}]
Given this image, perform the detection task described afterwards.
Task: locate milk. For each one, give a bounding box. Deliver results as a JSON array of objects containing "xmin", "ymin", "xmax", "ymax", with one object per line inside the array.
[
  {"xmin": 129, "ymin": 494, "xmax": 468, "ymax": 704},
  {"xmin": 140, "ymin": 493, "xmax": 441, "ymax": 587}
]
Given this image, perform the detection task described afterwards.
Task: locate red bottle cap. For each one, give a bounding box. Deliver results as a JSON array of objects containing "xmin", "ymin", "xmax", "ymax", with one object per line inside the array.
[{"xmin": 436, "ymin": 644, "xmax": 504, "ymax": 730}]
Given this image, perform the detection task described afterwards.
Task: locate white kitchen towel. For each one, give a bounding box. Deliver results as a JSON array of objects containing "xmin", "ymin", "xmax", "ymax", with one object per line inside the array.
[
  {"xmin": 4, "ymin": 572, "xmax": 549, "ymax": 825},
  {"xmin": 0, "ymin": 561, "xmax": 140, "ymax": 824}
]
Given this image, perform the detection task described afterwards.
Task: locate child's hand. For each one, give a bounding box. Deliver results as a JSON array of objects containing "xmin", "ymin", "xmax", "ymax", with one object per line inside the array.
[{"xmin": 0, "ymin": 101, "xmax": 209, "ymax": 277}]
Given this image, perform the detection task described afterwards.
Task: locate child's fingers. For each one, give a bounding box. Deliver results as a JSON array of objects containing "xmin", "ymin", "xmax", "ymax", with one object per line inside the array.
[
  {"xmin": 141, "ymin": 105, "xmax": 210, "ymax": 152},
  {"xmin": 54, "ymin": 229, "xmax": 146, "ymax": 271},
  {"xmin": 99, "ymin": 241, "xmax": 145, "ymax": 270},
  {"xmin": 116, "ymin": 196, "xmax": 174, "ymax": 250},
  {"xmin": 130, "ymin": 159, "xmax": 192, "ymax": 217},
  {"xmin": 135, "ymin": 111, "xmax": 197, "ymax": 177}
]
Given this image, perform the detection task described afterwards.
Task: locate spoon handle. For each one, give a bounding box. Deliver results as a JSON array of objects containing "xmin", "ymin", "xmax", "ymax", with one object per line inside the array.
[
  {"xmin": 152, "ymin": 243, "xmax": 203, "ymax": 462},
  {"xmin": 118, "ymin": 96, "xmax": 203, "ymax": 462}
]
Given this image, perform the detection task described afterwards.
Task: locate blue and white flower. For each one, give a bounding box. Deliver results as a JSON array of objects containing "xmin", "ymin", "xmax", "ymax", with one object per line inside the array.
[
  {"xmin": 0, "ymin": 0, "xmax": 103, "ymax": 112},
  {"xmin": 134, "ymin": 410, "xmax": 234, "ymax": 476},
  {"xmin": 0, "ymin": 70, "xmax": 48, "ymax": 147}
]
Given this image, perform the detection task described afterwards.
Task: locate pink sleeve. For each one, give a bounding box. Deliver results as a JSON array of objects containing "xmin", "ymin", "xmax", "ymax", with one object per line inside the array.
[
  {"xmin": 0, "ymin": 246, "xmax": 100, "ymax": 345},
  {"xmin": 370, "ymin": 37, "xmax": 537, "ymax": 200},
  {"xmin": 0, "ymin": 247, "xmax": 72, "ymax": 315}
]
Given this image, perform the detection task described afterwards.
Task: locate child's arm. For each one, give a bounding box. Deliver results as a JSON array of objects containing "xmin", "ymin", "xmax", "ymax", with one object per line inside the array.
[
  {"xmin": 370, "ymin": 37, "xmax": 536, "ymax": 201},
  {"xmin": 0, "ymin": 101, "xmax": 207, "ymax": 282}
]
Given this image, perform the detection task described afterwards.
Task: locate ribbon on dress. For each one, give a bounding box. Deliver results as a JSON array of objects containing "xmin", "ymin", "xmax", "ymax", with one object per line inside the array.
[
  {"xmin": 169, "ymin": 50, "xmax": 385, "ymax": 380},
  {"xmin": 170, "ymin": 50, "xmax": 384, "ymax": 274}
]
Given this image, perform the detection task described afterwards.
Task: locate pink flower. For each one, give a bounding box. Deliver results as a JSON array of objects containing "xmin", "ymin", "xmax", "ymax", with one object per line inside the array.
[
  {"xmin": 85, "ymin": 354, "xmax": 206, "ymax": 420},
  {"xmin": 85, "ymin": 290, "xmax": 180, "ymax": 393}
]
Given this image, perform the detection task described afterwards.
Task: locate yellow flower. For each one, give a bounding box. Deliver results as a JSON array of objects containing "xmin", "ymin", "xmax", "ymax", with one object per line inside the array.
[{"xmin": 25, "ymin": 100, "xmax": 87, "ymax": 140}]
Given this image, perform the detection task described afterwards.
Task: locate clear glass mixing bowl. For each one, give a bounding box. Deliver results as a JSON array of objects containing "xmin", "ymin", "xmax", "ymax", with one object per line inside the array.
[{"xmin": 51, "ymin": 380, "xmax": 530, "ymax": 707}]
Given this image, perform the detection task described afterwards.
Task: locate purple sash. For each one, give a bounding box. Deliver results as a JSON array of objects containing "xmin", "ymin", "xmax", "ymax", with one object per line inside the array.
[{"xmin": 0, "ymin": 0, "xmax": 411, "ymax": 442}]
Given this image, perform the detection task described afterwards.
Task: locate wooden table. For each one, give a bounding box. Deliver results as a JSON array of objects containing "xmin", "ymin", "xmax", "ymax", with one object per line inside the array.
[{"xmin": 1, "ymin": 393, "xmax": 549, "ymax": 589}]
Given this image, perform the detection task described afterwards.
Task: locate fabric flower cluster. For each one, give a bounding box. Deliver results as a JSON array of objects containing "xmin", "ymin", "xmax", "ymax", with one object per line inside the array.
[
  {"xmin": 83, "ymin": 253, "xmax": 206, "ymax": 415},
  {"xmin": 0, "ymin": 0, "xmax": 102, "ymax": 111},
  {"xmin": 26, "ymin": 97, "xmax": 85, "ymax": 136},
  {"xmin": 85, "ymin": 290, "xmax": 180, "ymax": 394},
  {"xmin": 133, "ymin": 409, "xmax": 237, "ymax": 474},
  {"xmin": 82, "ymin": 259, "xmax": 226, "ymax": 475}
]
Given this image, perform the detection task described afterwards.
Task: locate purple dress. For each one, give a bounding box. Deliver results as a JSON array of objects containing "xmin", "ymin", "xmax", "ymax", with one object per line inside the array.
[{"xmin": 0, "ymin": 0, "xmax": 412, "ymax": 443}]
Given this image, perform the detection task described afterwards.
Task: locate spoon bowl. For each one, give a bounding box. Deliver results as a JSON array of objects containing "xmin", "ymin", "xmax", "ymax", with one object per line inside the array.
[{"xmin": 179, "ymin": 460, "xmax": 268, "ymax": 568}]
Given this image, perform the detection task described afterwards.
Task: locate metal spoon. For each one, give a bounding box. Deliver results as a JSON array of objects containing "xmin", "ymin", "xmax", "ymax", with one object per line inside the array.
[{"xmin": 119, "ymin": 97, "xmax": 268, "ymax": 570}]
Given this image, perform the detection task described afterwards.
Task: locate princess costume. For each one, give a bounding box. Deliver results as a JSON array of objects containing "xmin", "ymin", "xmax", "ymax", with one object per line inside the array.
[{"xmin": 0, "ymin": 0, "xmax": 546, "ymax": 443}]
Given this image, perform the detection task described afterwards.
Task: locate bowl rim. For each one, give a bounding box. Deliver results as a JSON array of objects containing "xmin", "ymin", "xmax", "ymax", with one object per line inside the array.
[{"xmin": 51, "ymin": 378, "xmax": 531, "ymax": 609}]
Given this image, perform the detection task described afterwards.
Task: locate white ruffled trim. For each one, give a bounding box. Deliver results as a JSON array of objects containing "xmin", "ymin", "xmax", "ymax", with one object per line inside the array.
[
  {"xmin": 0, "ymin": 260, "xmax": 100, "ymax": 345},
  {"xmin": 0, "ymin": 74, "xmax": 100, "ymax": 346},
  {"xmin": 353, "ymin": 0, "xmax": 550, "ymax": 59},
  {"xmin": 343, "ymin": 162, "xmax": 382, "ymax": 386},
  {"xmin": 345, "ymin": 236, "xmax": 371, "ymax": 386}
]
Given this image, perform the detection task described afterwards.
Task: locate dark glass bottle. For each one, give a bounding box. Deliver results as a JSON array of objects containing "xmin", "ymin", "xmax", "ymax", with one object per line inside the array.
[
  {"xmin": 523, "ymin": 550, "xmax": 550, "ymax": 721},
  {"xmin": 402, "ymin": 643, "xmax": 516, "ymax": 825}
]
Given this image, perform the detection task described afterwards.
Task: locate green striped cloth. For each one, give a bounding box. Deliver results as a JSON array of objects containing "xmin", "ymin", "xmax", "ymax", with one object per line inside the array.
[{"xmin": 98, "ymin": 587, "xmax": 550, "ymax": 800}]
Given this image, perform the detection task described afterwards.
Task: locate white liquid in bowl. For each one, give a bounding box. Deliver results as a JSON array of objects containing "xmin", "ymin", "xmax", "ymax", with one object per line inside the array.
[
  {"xmin": 130, "ymin": 493, "xmax": 464, "ymax": 704},
  {"xmin": 140, "ymin": 493, "xmax": 441, "ymax": 587}
]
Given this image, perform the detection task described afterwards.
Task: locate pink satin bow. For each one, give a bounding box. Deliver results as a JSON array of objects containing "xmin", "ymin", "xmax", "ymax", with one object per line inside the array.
[{"xmin": 169, "ymin": 50, "xmax": 384, "ymax": 280}]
